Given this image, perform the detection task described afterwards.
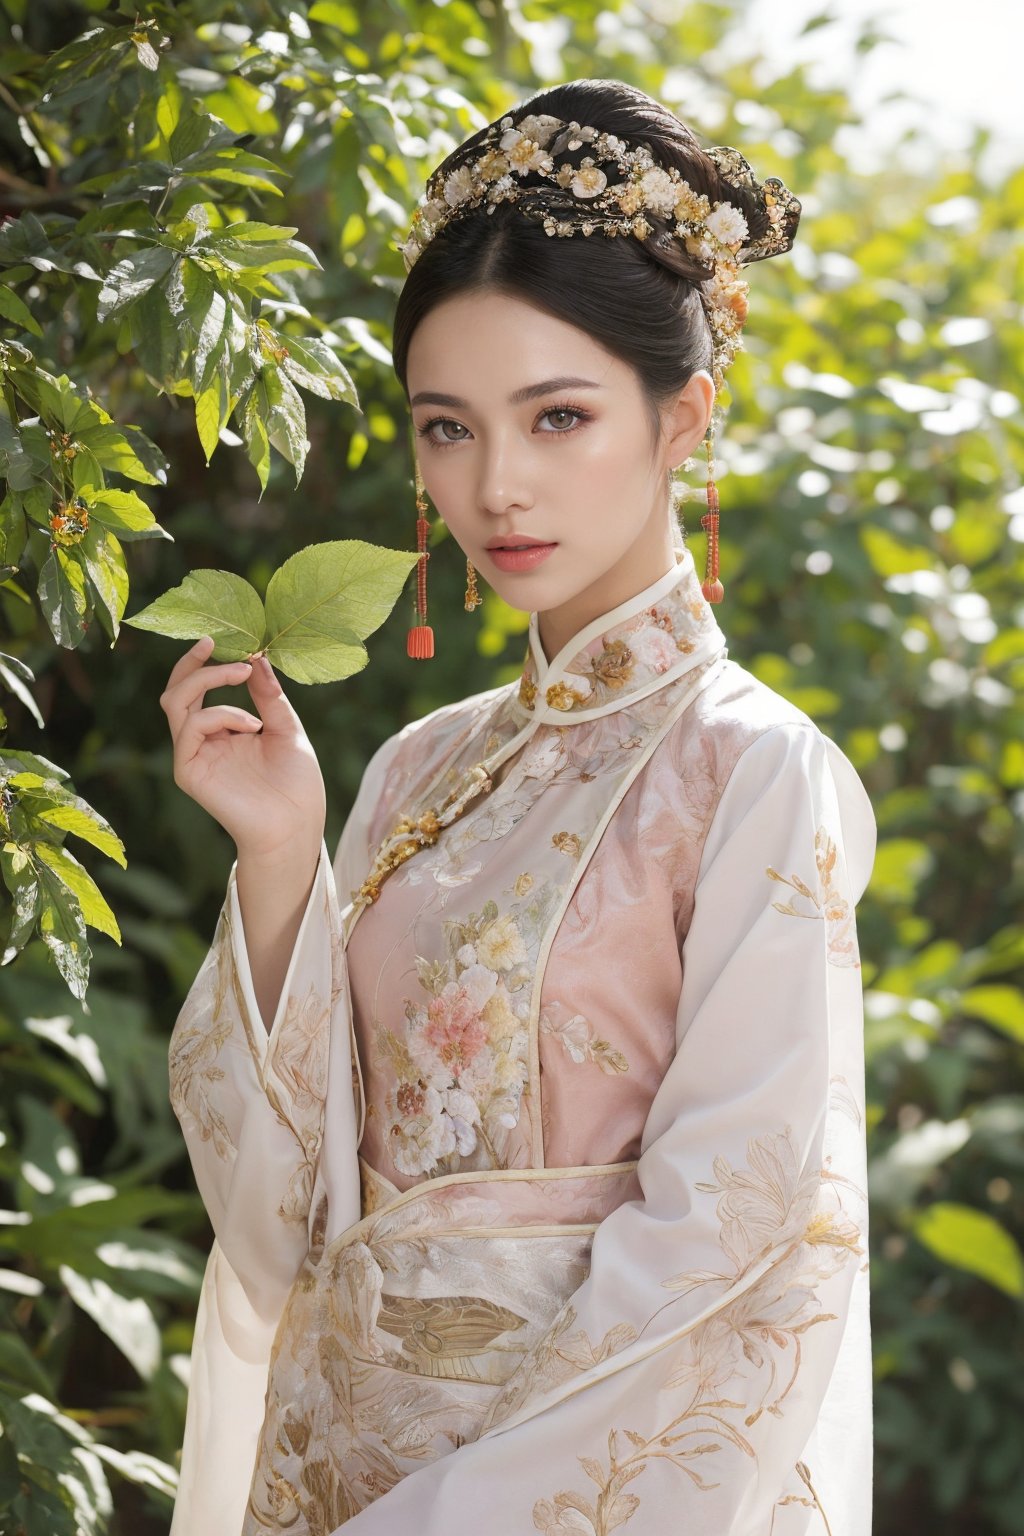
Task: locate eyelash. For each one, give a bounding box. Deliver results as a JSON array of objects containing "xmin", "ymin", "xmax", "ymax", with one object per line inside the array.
[{"xmin": 415, "ymin": 401, "xmax": 593, "ymax": 449}]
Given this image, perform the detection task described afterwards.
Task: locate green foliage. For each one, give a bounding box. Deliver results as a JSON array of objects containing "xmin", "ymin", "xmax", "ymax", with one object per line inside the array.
[
  {"xmin": 0, "ymin": 2, "xmax": 1020, "ymax": 1533},
  {"xmin": 125, "ymin": 539, "xmax": 420, "ymax": 682}
]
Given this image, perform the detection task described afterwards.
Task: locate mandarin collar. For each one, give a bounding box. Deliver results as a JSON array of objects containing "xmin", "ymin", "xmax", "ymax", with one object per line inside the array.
[{"xmin": 510, "ymin": 545, "xmax": 727, "ymax": 725}]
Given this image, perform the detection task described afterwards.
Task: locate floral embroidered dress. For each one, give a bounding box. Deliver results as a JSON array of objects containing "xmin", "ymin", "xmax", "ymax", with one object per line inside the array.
[{"xmin": 168, "ymin": 542, "xmax": 877, "ymax": 1536}]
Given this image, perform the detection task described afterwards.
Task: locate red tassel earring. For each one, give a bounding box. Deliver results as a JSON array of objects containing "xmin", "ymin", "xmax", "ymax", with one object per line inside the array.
[
  {"xmin": 700, "ymin": 427, "xmax": 725, "ymax": 604},
  {"xmin": 407, "ymin": 459, "xmax": 435, "ymax": 659}
]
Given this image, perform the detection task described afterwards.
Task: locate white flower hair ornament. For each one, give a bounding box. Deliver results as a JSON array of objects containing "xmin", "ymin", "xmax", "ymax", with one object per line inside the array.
[{"xmin": 398, "ymin": 112, "xmax": 802, "ymax": 404}]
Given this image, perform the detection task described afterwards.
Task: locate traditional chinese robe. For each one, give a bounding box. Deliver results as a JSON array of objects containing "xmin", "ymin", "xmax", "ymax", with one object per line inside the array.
[{"xmin": 168, "ymin": 542, "xmax": 877, "ymax": 1536}]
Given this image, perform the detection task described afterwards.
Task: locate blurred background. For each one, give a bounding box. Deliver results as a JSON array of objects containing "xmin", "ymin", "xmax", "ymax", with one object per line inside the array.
[{"xmin": 0, "ymin": 1, "xmax": 1021, "ymax": 1531}]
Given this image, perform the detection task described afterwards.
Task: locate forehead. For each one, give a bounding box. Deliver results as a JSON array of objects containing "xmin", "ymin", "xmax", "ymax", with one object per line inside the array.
[{"xmin": 406, "ymin": 291, "xmax": 628, "ymax": 399}]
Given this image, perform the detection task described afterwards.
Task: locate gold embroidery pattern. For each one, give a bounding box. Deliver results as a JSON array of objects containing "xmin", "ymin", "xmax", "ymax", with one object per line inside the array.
[
  {"xmin": 766, "ymin": 824, "xmax": 861, "ymax": 968},
  {"xmin": 547, "ymin": 680, "xmax": 593, "ymax": 712},
  {"xmin": 529, "ymin": 1128, "xmax": 864, "ymax": 1533},
  {"xmin": 167, "ymin": 915, "xmax": 235, "ymax": 1161},
  {"xmin": 515, "ymin": 558, "xmax": 719, "ymax": 717}
]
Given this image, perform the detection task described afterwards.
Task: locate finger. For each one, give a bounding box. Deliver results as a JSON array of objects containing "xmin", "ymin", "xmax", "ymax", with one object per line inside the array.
[
  {"xmin": 165, "ymin": 634, "xmax": 216, "ymax": 691},
  {"xmin": 176, "ymin": 705, "xmax": 263, "ymax": 764},
  {"xmin": 241, "ymin": 654, "xmax": 303, "ymax": 733},
  {"xmin": 162, "ymin": 653, "xmax": 254, "ymax": 734}
]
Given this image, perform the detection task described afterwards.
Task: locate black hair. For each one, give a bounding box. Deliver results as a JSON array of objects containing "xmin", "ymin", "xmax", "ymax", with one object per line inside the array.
[{"xmin": 391, "ymin": 78, "xmax": 775, "ymax": 472}]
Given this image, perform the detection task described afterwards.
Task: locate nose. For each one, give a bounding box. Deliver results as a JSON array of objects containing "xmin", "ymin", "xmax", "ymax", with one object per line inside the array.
[{"xmin": 475, "ymin": 430, "xmax": 533, "ymax": 516}]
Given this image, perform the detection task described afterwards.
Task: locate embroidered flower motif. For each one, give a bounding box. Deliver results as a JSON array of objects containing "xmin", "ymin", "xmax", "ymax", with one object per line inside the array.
[
  {"xmin": 626, "ymin": 623, "xmax": 679, "ymax": 673},
  {"xmin": 476, "ymin": 913, "xmax": 528, "ymax": 970},
  {"xmin": 519, "ymin": 671, "xmax": 538, "ymax": 710},
  {"xmin": 539, "ymin": 1000, "xmax": 629, "ymax": 1075},
  {"xmin": 766, "ymin": 825, "xmax": 861, "ymax": 968},
  {"xmin": 546, "ymin": 680, "xmax": 592, "ymax": 712},
  {"xmin": 551, "ymin": 831, "xmax": 582, "ymax": 860},
  {"xmin": 387, "ymin": 1080, "xmax": 478, "ymax": 1177},
  {"xmin": 589, "ymin": 637, "xmax": 634, "ymax": 689},
  {"xmin": 529, "ymin": 1128, "xmax": 865, "ymax": 1529},
  {"xmin": 381, "ymin": 885, "xmax": 551, "ymax": 1177}
]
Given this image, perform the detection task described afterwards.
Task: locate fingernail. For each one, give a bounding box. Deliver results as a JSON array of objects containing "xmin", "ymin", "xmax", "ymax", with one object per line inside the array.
[{"xmin": 260, "ymin": 656, "xmax": 273, "ymax": 674}]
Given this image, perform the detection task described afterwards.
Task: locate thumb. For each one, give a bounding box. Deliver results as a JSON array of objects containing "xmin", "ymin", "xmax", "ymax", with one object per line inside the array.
[{"xmin": 247, "ymin": 653, "xmax": 301, "ymax": 728}]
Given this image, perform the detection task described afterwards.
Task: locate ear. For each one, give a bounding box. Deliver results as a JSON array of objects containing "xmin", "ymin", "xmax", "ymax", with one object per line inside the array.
[{"xmin": 662, "ymin": 371, "xmax": 716, "ymax": 470}]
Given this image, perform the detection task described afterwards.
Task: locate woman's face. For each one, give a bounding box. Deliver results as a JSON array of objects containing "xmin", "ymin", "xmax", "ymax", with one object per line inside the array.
[{"xmin": 405, "ymin": 289, "xmax": 715, "ymax": 660}]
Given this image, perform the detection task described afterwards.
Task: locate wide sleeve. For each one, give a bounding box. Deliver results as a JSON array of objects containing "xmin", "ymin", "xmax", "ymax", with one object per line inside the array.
[
  {"xmin": 334, "ymin": 720, "xmax": 878, "ymax": 1536},
  {"xmin": 167, "ymin": 728, "xmax": 401, "ymax": 1536}
]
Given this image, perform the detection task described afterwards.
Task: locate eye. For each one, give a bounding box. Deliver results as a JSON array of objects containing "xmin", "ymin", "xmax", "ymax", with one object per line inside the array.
[
  {"xmin": 538, "ymin": 406, "xmax": 589, "ymax": 434},
  {"xmin": 415, "ymin": 402, "xmax": 593, "ymax": 449}
]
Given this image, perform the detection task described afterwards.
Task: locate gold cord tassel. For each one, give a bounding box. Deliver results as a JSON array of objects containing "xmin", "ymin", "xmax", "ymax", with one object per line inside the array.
[{"xmin": 407, "ymin": 460, "xmax": 435, "ymax": 658}]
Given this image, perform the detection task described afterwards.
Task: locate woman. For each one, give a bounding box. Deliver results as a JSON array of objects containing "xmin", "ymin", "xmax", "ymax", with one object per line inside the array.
[{"xmin": 163, "ymin": 78, "xmax": 876, "ymax": 1536}]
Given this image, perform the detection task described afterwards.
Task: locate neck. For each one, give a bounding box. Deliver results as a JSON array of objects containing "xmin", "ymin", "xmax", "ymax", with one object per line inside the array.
[{"xmin": 536, "ymin": 517, "xmax": 680, "ymax": 664}]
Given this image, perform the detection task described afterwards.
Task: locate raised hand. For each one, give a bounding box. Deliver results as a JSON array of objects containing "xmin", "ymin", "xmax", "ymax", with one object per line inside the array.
[{"xmin": 160, "ymin": 635, "xmax": 326, "ymax": 860}]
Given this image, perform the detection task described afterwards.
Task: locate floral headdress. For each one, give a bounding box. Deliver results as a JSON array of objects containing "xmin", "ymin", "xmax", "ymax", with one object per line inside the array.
[{"xmin": 398, "ymin": 110, "xmax": 802, "ymax": 403}]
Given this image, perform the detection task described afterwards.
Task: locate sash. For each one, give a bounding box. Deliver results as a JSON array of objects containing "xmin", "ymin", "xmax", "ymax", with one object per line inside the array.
[{"xmin": 242, "ymin": 1157, "xmax": 640, "ymax": 1532}]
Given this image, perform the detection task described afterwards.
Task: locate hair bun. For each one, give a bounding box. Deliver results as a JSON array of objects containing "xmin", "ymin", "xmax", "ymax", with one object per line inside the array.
[{"xmin": 704, "ymin": 145, "xmax": 802, "ymax": 264}]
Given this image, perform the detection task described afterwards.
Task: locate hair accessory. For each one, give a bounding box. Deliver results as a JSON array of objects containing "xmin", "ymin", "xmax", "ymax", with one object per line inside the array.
[
  {"xmin": 465, "ymin": 558, "xmax": 482, "ymax": 611},
  {"xmin": 398, "ymin": 111, "xmax": 801, "ymax": 404},
  {"xmin": 406, "ymin": 458, "xmax": 434, "ymax": 659}
]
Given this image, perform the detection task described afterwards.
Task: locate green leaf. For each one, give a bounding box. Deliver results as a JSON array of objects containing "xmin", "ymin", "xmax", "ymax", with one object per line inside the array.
[
  {"xmin": 34, "ymin": 841, "xmax": 121, "ymax": 943},
  {"xmin": 276, "ymin": 331, "xmax": 358, "ymax": 405},
  {"xmin": 131, "ymin": 280, "xmax": 185, "ymax": 389},
  {"xmin": 254, "ymin": 365, "xmax": 308, "ymax": 482},
  {"xmin": 0, "ymin": 284, "xmax": 44, "ymax": 337},
  {"xmin": 205, "ymin": 233, "xmax": 320, "ymax": 273},
  {"xmin": 0, "ymin": 490, "xmax": 29, "ymax": 568},
  {"xmin": 184, "ymin": 264, "xmax": 231, "ymax": 397},
  {"xmin": 0, "ymin": 840, "xmax": 42, "ymax": 948},
  {"xmin": 912, "ymin": 1202, "xmax": 1024, "ymax": 1298},
  {"xmin": 124, "ymin": 569, "xmax": 267, "ymax": 659},
  {"xmin": 37, "ymin": 547, "xmax": 90, "ymax": 649},
  {"xmin": 861, "ymin": 524, "xmax": 936, "ymax": 579},
  {"xmin": 11, "ymin": 776, "xmax": 127, "ymax": 867},
  {"xmin": 263, "ymin": 539, "xmax": 421, "ymax": 683},
  {"xmin": 0, "ymin": 650, "xmax": 43, "ymax": 727},
  {"xmin": 74, "ymin": 421, "xmax": 168, "ymax": 486},
  {"xmin": 960, "ymin": 985, "xmax": 1024, "ymax": 1044},
  {"xmin": 80, "ymin": 485, "xmax": 170, "ymax": 542},
  {"xmin": 241, "ymin": 382, "xmax": 271, "ymax": 492},
  {"xmin": 96, "ymin": 244, "xmax": 177, "ymax": 322},
  {"xmin": 77, "ymin": 524, "xmax": 130, "ymax": 637},
  {"xmin": 194, "ymin": 379, "xmax": 227, "ymax": 464},
  {"xmin": 34, "ymin": 865, "xmax": 91, "ymax": 1000}
]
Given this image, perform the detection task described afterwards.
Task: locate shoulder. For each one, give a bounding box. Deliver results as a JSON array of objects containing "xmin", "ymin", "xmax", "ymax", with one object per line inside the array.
[
  {"xmin": 674, "ymin": 659, "xmax": 876, "ymax": 902},
  {"xmin": 358, "ymin": 679, "xmax": 514, "ymax": 830},
  {"xmin": 662, "ymin": 657, "xmax": 850, "ymax": 787},
  {"xmin": 377, "ymin": 679, "xmax": 514, "ymax": 765}
]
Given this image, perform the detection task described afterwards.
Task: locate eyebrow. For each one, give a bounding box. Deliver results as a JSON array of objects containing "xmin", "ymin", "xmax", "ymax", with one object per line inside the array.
[{"xmin": 409, "ymin": 375, "xmax": 606, "ymax": 409}]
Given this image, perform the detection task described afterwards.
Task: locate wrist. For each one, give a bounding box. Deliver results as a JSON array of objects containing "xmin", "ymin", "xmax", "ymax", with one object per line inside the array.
[{"xmin": 235, "ymin": 833, "xmax": 325, "ymax": 872}]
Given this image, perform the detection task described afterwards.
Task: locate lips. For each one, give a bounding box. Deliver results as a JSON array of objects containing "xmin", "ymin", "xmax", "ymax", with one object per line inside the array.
[
  {"xmin": 485, "ymin": 539, "xmax": 554, "ymax": 550},
  {"xmin": 486, "ymin": 542, "xmax": 558, "ymax": 572}
]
